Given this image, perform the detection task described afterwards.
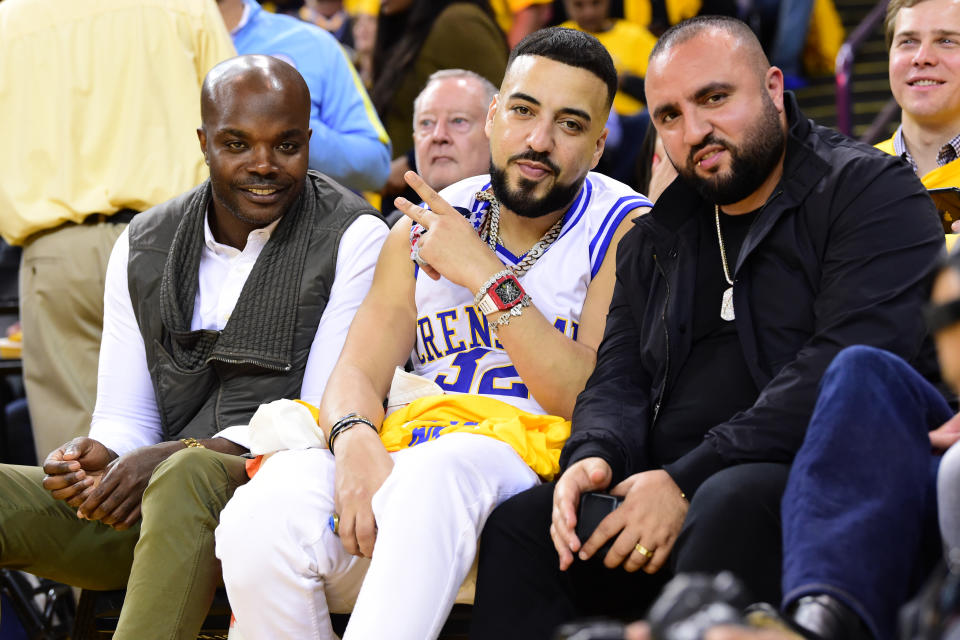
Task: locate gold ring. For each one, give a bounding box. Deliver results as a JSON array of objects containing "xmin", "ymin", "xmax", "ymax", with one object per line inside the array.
[
  {"xmin": 329, "ymin": 513, "xmax": 340, "ymax": 535},
  {"xmin": 635, "ymin": 543, "xmax": 653, "ymax": 559}
]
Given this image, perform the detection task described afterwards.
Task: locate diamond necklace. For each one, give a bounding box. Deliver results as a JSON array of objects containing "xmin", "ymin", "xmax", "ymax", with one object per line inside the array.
[
  {"xmin": 475, "ymin": 190, "xmax": 564, "ymax": 278},
  {"xmin": 714, "ymin": 204, "xmax": 735, "ymax": 321}
]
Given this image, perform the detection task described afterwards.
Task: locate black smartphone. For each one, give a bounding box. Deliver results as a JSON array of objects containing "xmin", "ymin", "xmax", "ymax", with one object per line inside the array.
[
  {"xmin": 575, "ymin": 492, "xmax": 624, "ymax": 559},
  {"xmin": 928, "ymin": 187, "xmax": 960, "ymax": 234}
]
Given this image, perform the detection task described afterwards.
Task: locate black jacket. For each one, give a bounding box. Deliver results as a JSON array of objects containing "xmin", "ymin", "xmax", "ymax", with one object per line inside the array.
[{"xmin": 560, "ymin": 94, "xmax": 945, "ymax": 497}]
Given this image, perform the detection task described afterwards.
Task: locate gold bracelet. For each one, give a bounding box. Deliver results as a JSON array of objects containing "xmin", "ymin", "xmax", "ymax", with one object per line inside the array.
[{"xmin": 180, "ymin": 437, "xmax": 205, "ymax": 449}]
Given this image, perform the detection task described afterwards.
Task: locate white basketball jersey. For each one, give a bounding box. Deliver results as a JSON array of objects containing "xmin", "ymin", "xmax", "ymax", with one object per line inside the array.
[{"xmin": 411, "ymin": 173, "xmax": 651, "ymax": 415}]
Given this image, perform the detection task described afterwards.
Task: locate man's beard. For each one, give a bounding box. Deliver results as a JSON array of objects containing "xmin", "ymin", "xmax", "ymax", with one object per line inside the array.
[
  {"xmin": 677, "ymin": 92, "xmax": 785, "ymax": 206},
  {"xmin": 488, "ymin": 151, "xmax": 584, "ymax": 219}
]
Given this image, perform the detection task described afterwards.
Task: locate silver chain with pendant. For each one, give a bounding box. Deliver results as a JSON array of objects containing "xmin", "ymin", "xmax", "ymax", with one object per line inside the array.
[
  {"xmin": 475, "ymin": 190, "xmax": 564, "ymax": 278},
  {"xmin": 714, "ymin": 204, "xmax": 736, "ymax": 321}
]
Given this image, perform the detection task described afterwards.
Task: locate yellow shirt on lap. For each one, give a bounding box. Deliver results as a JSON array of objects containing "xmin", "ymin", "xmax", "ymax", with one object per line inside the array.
[
  {"xmin": 380, "ymin": 395, "xmax": 570, "ymax": 481},
  {"xmin": 244, "ymin": 395, "xmax": 570, "ymax": 481}
]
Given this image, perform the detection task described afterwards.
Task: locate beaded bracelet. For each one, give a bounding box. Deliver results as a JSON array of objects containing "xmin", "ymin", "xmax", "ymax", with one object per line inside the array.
[
  {"xmin": 327, "ymin": 413, "xmax": 378, "ymax": 455},
  {"xmin": 490, "ymin": 295, "xmax": 532, "ymax": 333}
]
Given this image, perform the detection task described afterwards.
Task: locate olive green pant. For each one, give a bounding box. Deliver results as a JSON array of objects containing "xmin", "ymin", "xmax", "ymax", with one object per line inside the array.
[{"xmin": 0, "ymin": 447, "xmax": 248, "ymax": 640}]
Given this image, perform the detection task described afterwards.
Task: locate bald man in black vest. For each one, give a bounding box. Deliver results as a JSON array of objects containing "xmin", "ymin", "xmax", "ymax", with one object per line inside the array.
[{"xmin": 0, "ymin": 55, "xmax": 386, "ymax": 640}]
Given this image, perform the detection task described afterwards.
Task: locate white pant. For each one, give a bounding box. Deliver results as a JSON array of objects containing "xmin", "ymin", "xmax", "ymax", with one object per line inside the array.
[{"xmin": 215, "ymin": 433, "xmax": 538, "ymax": 639}]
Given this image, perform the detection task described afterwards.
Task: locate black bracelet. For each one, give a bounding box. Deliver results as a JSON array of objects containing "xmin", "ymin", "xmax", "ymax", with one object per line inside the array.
[{"xmin": 328, "ymin": 413, "xmax": 378, "ymax": 455}]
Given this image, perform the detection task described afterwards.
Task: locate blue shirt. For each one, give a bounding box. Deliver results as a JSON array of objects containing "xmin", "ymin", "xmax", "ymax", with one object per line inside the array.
[{"xmin": 233, "ymin": 0, "xmax": 391, "ymax": 191}]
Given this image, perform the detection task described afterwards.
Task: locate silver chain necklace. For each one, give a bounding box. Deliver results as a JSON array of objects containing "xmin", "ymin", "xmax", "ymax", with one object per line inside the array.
[
  {"xmin": 476, "ymin": 190, "xmax": 564, "ymax": 277},
  {"xmin": 714, "ymin": 204, "xmax": 735, "ymax": 321}
]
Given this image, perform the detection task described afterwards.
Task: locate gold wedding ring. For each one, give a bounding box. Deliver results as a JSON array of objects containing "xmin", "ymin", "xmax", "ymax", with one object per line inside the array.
[{"xmin": 635, "ymin": 543, "xmax": 653, "ymax": 559}]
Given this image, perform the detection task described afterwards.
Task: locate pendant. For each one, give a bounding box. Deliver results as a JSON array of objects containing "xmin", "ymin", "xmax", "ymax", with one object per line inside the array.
[{"xmin": 720, "ymin": 286, "xmax": 735, "ymax": 321}]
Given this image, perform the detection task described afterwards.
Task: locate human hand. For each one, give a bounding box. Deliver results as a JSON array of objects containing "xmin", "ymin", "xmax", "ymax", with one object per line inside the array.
[
  {"xmin": 647, "ymin": 138, "xmax": 677, "ymax": 204},
  {"xmin": 395, "ymin": 171, "xmax": 504, "ymax": 291},
  {"xmin": 75, "ymin": 440, "xmax": 183, "ymax": 530},
  {"xmin": 550, "ymin": 457, "xmax": 613, "ymax": 571},
  {"xmin": 931, "ymin": 411, "xmax": 960, "ymax": 453},
  {"xmin": 42, "ymin": 437, "xmax": 115, "ymax": 507},
  {"xmin": 951, "ymin": 220, "xmax": 960, "ymax": 233},
  {"xmin": 579, "ymin": 469, "xmax": 688, "ymax": 574},
  {"xmin": 625, "ymin": 621, "xmax": 650, "ymax": 640},
  {"xmin": 333, "ymin": 426, "xmax": 394, "ymax": 558}
]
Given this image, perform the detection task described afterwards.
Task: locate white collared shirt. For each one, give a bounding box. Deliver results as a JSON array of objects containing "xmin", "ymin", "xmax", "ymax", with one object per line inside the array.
[{"xmin": 89, "ymin": 211, "xmax": 388, "ymax": 455}]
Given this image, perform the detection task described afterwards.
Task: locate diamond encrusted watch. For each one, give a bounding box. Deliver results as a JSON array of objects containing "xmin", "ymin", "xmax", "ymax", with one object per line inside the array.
[{"xmin": 476, "ymin": 272, "xmax": 526, "ymax": 315}]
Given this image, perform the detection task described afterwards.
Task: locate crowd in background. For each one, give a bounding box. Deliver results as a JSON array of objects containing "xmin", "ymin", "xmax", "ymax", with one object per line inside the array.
[{"xmin": 5, "ymin": 0, "xmax": 960, "ymax": 640}]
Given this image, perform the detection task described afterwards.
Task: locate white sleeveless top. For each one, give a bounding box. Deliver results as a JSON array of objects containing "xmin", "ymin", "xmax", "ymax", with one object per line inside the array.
[{"xmin": 411, "ymin": 172, "xmax": 650, "ymax": 415}]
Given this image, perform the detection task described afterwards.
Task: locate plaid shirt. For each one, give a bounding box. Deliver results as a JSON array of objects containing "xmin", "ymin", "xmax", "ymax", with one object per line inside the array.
[{"xmin": 894, "ymin": 125, "xmax": 960, "ymax": 172}]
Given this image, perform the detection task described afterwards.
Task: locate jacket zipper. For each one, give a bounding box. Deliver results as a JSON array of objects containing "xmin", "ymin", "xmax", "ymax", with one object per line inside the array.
[
  {"xmin": 651, "ymin": 253, "xmax": 670, "ymax": 425},
  {"xmin": 209, "ymin": 355, "xmax": 293, "ymax": 372}
]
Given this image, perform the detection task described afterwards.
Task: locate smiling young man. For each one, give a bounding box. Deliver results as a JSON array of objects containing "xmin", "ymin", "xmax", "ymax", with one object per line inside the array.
[
  {"xmin": 0, "ymin": 55, "xmax": 386, "ymax": 640},
  {"xmin": 878, "ymin": 0, "xmax": 960, "ymax": 183},
  {"xmin": 213, "ymin": 27, "xmax": 651, "ymax": 640},
  {"xmin": 469, "ymin": 16, "xmax": 944, "ymax": 639}
]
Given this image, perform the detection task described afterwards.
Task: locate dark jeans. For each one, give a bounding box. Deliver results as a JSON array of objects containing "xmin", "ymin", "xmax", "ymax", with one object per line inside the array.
[
  {"xmin": 781, "ymin": 345, "xmax": 946, "ymax": 640},
  {"xmin": 471, "ymin": 462, "xmax": 789, "ymax": 639}
]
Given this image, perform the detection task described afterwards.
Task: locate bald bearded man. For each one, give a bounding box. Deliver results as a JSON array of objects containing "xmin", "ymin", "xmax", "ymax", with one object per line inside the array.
[
  {"xmin": 471, "ymin": 16, "xmax": 943, "ymax": 639},
  {"xmin": 0, "ymin": 55, "xmax": 386, "ymax": 640}
]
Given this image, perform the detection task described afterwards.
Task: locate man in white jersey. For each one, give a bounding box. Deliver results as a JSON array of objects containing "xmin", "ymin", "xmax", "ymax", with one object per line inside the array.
[{"xmin": 214, "ymin": 27, "xmax": 650, "ymax": 639}]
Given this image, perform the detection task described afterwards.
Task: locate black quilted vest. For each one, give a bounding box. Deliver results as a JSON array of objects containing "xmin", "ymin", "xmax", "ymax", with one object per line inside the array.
[{"xmin": 126, "ymin": 172, "xmax": 379, "ymax": 441}]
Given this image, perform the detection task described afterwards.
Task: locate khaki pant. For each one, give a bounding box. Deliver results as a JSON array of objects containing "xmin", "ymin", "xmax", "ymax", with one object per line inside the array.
[
  {"xmin": 20, "ymin": 221, "xmax": 127, "ymax": 462},
  {"xmin": 0, "ymin": 448, "xmax": 248, "ymax": 640}
]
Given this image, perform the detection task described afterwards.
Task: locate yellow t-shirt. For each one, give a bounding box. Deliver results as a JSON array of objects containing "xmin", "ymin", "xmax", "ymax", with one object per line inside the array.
[
  {"xmin": 619, "ymin": 0, "xmax": 842, "ymax": 77},
  {"xmin": 0, "ymin": 0, "xmax": 236, "ymax": 245},
  {"xmin": 560, "ymin": 19, "xmax": 658, "ymax": 116},
  {"xmin": 623, "ymin": 0, "xmax": 700, "ymax": 29},
  {"xmin": 346, "ymin": 0, "xmax": 379, "ymax": 16},
  {"xmin": 803, "ymin": 0, "xmax": 845, "ymax": 75},
  {"xmin": 379, "ymin": 394, "xmax": 570, "ymax": 480},
  {"xmin": 877, "ymin": 136, "xmax": 960, "ymax": 251},
  {"xmin": 490, "ymin": 0, "xmax": 553, "ymax": 35},
  {"xmin": 244, "ymin": 395, "xmax": 570, "ymax": 481}
]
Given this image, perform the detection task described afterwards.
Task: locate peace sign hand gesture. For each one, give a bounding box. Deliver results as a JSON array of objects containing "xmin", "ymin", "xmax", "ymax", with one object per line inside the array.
[{"xmin": 395, "ymin": 171, "xmax": 504, "ymax": 292}]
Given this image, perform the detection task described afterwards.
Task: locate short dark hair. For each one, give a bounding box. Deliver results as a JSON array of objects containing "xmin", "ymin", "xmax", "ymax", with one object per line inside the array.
[
  {"xmin": 649, "ymin": 15, "xmax": 770, "ymax": 75},
  {"xmin": 508, "ymin": 27, "xmax": 618, "ymax": 109}
]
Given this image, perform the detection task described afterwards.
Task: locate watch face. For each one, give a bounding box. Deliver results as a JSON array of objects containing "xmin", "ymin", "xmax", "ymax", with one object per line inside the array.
[{"xmin": 495, "ymin": 278, "xmax": 523, "ymax": 305}]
